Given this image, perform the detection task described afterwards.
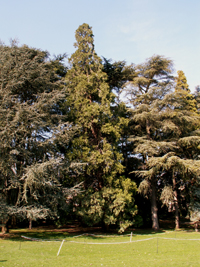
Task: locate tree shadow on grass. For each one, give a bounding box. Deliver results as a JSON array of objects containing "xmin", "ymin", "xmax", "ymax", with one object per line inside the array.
[
  {"xmin": 127, "ymin": 229, "xmax": 165, "ymax": 236},
  {"xmin": 2, "ymin": 231, "xmax": 106, "ymax": 242},
  {"xmin": 2, "ymin": 226, "xmax": 167, "ymax": 242}
]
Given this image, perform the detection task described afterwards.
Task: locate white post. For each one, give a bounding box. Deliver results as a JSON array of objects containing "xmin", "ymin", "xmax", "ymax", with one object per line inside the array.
[
  {"xmin": 130, "ymin": 232, "xmax": 133, "ymax": 242},
  {"xmin": 57, "ymin": 240, "xmax": 65, "ymax": 256},
  {"xmin": 157, "ymin": 237, "xmax": 158, "ymax": 253}
]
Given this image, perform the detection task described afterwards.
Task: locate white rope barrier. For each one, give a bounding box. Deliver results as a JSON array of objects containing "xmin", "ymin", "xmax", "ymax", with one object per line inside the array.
[
  {"xmin": 69, "ymin": 240, "xmax": 134, "ymax": 245},
  {"xmin": 21, "ymin": 234, "xmax": 200, "ymax": 243},
  {"xmin": 68, "ymin": 237, "xmax": 155, "ymax": 245},
  {"xmin": 20, "ymin": 233, "xmax": 200, "ymax": 256},
  {"xmin": 21, "ymin": 235, "xmax": 155, "ymax": 244}
]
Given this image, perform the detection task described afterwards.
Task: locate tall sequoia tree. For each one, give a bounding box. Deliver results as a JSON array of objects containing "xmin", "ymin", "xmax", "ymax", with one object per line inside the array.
[
  {"xmin": 65, "ymin": 24, "xmax": 138, "ymax": 232},
  {"xmin": 65, "ymin": 23, "xmax": 123, "ymax": 187}
]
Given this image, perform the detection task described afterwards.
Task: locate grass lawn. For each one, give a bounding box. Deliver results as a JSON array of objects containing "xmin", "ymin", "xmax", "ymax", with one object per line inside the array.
[{"xmin": 1, "ymin": 229, "xmax": 200, "ymax": 266}]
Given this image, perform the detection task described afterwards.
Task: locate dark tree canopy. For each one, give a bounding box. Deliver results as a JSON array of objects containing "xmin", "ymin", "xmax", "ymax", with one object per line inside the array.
[{"xmin": 0, "ymin": 43, "xmax": 75, "ymax": 231}]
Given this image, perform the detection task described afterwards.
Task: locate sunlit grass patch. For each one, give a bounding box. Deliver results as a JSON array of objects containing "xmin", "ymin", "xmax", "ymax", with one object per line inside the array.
[{"xmin": 1, "ymin": 229, "xmax": 200, "ymax": 266}]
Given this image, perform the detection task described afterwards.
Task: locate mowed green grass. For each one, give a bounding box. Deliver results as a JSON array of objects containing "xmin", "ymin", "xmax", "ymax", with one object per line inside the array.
[{"xmin": 1, "ymin": 230, "xmax": 200, "ymax": 266}]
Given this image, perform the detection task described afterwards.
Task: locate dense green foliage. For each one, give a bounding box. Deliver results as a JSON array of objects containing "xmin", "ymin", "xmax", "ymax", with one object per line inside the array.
[
  {"xmin": 0, "ymin": 42, "xmax": 76, "ymax": 232},
  {"xmin": 0, "ymin": 23, "xmax": 200, "ymax": 232},
  {"xmin": 64, "ymin": 24, "xmax": 138, "ymax": 231}
]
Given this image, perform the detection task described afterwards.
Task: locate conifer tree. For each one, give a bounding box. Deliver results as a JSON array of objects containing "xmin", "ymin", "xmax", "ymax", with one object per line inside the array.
[
  {"xmin": 65, "ymin": 23, "xmax": 123, "ymax": 187},
  {"xmin": 125, "ymin": 55, "xmax": 175, "ymax": 230},
  {"xmin": 126, "ymin": 63, "xmax": 200, "ymax": 230},
  {"xmin": 65, "ymin": 24, "xmax": 138, "ymax": 232},
  {"xmin": 175, "ymin": 70, "xmax": 189, "ymax": 92},
  {"xmin": 175, "ymin": 70, "xmax": 197, "ymax": 112},
  {"xmin": 0, "ymin": 42, "xmax": 75, "ymax": 231}
]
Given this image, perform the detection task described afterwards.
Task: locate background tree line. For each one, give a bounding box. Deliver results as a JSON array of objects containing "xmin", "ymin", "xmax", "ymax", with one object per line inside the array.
[{"xmin": 1, "ymin": 24, "xmax": 200, "ymax": 233}]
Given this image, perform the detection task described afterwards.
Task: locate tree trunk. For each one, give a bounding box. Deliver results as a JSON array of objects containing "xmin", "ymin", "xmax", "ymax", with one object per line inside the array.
[
  {"xmin": 1, "ymin": 225, "xmax": 6, "ymax": 234},
  {"xmin": 195, "ymin": 222, "xmax": 198, "ymax": 232},
  {"xmin": 29, "ymin": 219, "xmax": 32, "ymax": 230},
  {"xmin": 11, "ymin": 216, "xmax": 16, "ymax": 228},
  {"xmin": 1, "ymin": 219, "xmax": 9, "ymax": 234},
  {"xmin": 172, "ymin": 172, "xmax": 179, "ymax": 230},
  {"xmin": 151, "ymin": 179, "xmax": 159, "ymax": 230},
  {"xmin": 146, "ymin": 118, "xmax": 159, "ymax": 230}
]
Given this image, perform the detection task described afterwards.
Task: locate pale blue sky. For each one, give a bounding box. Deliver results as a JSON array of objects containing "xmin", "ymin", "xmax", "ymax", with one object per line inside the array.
[{"xmin": 1, "ymin": 0, "xmax": 199, "ymax": 91}]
